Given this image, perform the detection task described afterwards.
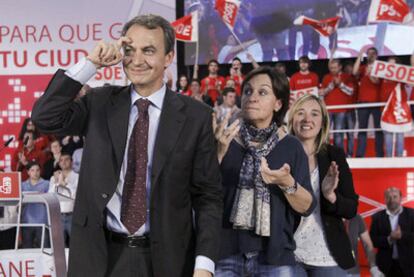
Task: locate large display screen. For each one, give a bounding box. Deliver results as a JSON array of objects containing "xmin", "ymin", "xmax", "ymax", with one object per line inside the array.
[{"xmin": 183, "ymin": 0, "xmax": 414, "ymax": 65}]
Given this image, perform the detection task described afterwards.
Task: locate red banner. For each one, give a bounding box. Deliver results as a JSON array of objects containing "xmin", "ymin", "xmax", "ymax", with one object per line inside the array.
[
  {"xmin": 372, "ymin": 60, "xmax": 414, "ymax": 86},
  {"xmin": 368, "ymin": 0, "xmax": 412, "ymax": 24},
  {"xmin": 381, "ymin": 83, "xmax": 413, "ymax": 132},
  {"xmin": 214, "ymin": 0, "xmax": 240, "ymax": 29},
  {"xmin": 171, "ymin": 11, "xmax": 198, "ymax": 42},
  {"xmin": 294, "ymin": 16, "xmax": 341, "ymax": 37}
]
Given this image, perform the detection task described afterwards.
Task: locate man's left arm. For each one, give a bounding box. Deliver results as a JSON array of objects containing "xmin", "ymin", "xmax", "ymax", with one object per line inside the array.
[
  {"xmin": 400, "ymin": 209, "xmax": 414, "ymax": 243},
  {"xmin": 191, "ymin": 110, "xmax": 223, "ymax": 276}
]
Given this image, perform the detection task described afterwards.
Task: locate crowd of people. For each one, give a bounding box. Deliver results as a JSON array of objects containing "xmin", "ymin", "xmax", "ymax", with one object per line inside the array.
[
  {"xmin": 176, "ymin": 48, "xmax": 414, "ymax": 158},
  {"xmin": 0, "ymin": 13, "xmax": 414, "ymax": 277}
]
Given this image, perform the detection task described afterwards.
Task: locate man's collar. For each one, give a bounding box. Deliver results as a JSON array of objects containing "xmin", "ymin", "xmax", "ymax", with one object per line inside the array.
[
  {"xmin": 130, "ymin": 84, "xmax": 166, "ymax": 110},
  {"xmin": 386, "ymin": 206, "xmax": 403, "ymax": 216}
]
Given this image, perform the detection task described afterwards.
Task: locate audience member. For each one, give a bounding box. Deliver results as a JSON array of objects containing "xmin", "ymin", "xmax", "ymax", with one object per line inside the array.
[
  {"xmin": 380, "ymin": 56, "xmax": 413, "ymax": 157},
  {"xmin": 319, "ymin": 59, "xmax": 354, "ymax": 154},
  {"xmin": 342, "ymin": 62, "xmax": 358, "ymax": 157},
  {"xmin": 49, "ymin": 153, "xmax": 79, "ymax": 247},
  {"xmin": 42, "ymin": 140, "xmax": 62, "ymax": 180},
  {"xmin": 190, "ymin": 79, "xmax": 213, "ymax": 106},
  {"xmin": 353, "ymin": 47, "xmax": 383, "ymax": 157},
  {"xmin": 214, "ymin": 87, "xmax": 240, "ymax": 124},
  {"xmin": 225, "ymin": 57, "xmax": 244, "ymax": 96},
  {"xmin": 288, "ymin": 94, "xmax": 358, "ymax": 276},
  {"xmin": 290, "ymin": 56, "xmax": 319, "ymax": 92},
  {"xmin": 215, "ymin": 67, "xmax": 316, "ymax": 276},
  {"xmin": 201, "ymin": 59, "xmax": 225, "ymax": 104},
  {"xmin": 11, "ymin": 131, "xmax": 46, "ymax": 181},
  {"xmin": 18, "ymin": 118, "xmax": 50, "ymax": 152},
  {"xmin": 60, "ymin": 135, "xmax": 83, "ymax": 156},
  {"xmin": 370, "ymin": 187, "xmax": 414, "ymax": 277},
  {"xmin": 21, "ymin": 162, "xmax": 50, "ymax": 248},
  {"xmin": 176, "ymin": 74, "xmax": 191, "ymax": 96}
]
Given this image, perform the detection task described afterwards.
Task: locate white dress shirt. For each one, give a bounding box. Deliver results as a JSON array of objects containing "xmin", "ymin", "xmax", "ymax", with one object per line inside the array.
[
  {"xmin": 65, "ymin": 57, "xmax": 214, "ymax": 273},
  {"xmin": 386, "ymin": 206, "xmax": 403, "ymax": 259},
  {"xmin": 49, "ymin": 171, "xmax": 79, "ymax": 213}
]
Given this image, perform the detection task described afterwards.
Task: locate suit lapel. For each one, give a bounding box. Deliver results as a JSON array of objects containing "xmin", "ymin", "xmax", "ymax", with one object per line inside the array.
[
  {"xmin": 317, "ymin": 148, "xmax": 331, "ymax": 188},
  {"xmin": 151, "ymin": 89, "xmax": 185, "ymax": 191},
  {"xmin": 106, "ymin": 86, "xmax": 131, "ymax": 172}
]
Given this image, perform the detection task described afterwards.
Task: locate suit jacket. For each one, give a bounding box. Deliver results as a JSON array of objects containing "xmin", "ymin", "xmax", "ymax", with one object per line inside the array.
[
  {"xmin": 370, "ymin": 207, "xmax": 414, "ymax": 276},
  {"xmin": 317, "ymin": 144, "xmax": 359, "ymax": 269},
  {"xmin": 31, "ymin": 70, "xmax": 223, "ymax": 277}
]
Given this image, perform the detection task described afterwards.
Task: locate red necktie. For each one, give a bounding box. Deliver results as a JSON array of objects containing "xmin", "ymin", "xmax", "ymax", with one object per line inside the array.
[{"xmin": 121, "ymin": 98, "xmax": 150, "ymax": 234}]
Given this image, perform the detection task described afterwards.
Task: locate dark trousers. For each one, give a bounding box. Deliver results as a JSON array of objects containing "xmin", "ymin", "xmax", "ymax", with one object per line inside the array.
[
  {"xmin": 104, "ymin": 233, "xmax": 153, "ymax": 277},
  {"xmin": 386, "ymin": 259, "xmax": 404, "ymax": 277},
  {"xmin": 356, "ymin": 107, "xmax": 384, "ymax": 157},
  {"xmin": 22, "ymin": 226, "xmax": 50, "ymax": 248},
  {"xmin": 0, "ymin": 227, "xmax": 17, "ymax": 250}
]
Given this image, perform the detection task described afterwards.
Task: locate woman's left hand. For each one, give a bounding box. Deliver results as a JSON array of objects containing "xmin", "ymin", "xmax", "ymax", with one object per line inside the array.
[
  {"xmin": 260, "ymin": 157, "xmax": 294, "ymax": 188},
  {"xmin": 321, "ymin": 161, "xmax": 339, "ymax": 203}
]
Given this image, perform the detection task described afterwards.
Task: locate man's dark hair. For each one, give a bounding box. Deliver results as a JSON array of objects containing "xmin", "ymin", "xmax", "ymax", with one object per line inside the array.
[
  {"xmin": 26, "ymin": 161, "xmax": 40, "ymax": 171},
  {"xmin": 222, "ymin": 87, "xmax": 236, "ymax": 97},
  {"xmin": 122, "ymin": 14, "xmax": 175, "ymax": 54},
  {"xmin": 298, "ymin": 55, "xmax": 311, "ymax": 66},
  {"xmin": 241, "ymin": 66, "xmax": 290, "ymax": 127},
  {"xmin": 232, "ymin": 57, "xmax": 242, "ymax": 64},
  {"xmin": 208, "ymin": 59, "xmax": 219, "ymax": 67},
  {"xmin": 367, "ymin": 47, "xmax": 378, "ymax": 55}
]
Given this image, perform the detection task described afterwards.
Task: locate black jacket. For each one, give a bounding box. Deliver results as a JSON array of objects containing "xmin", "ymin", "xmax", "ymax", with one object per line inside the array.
[{"xmin": 317, "ymin": 144, "xmax": 359, "ymax": 269}]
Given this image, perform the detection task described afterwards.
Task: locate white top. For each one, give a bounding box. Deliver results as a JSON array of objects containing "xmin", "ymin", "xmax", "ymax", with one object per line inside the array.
[
  {"xmin": 386, "ymin": 206, "xmax": 403, "ymax": 259},
  {"xmin": 294, "ymin": 167, "xmax": 337, "ymax": 266},
  {"xmin": 49, "ymin": 171, "xmax": 79, "ymax": 213}
]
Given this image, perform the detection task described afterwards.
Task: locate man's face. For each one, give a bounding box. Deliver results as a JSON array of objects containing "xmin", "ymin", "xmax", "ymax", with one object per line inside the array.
[
  {"xmin": 367, "ymin": 49, "xmax": 378, "ymax": 63},
  {"xmin": 232, "ymin": 60, "xmax": 242, "ymax": 72},
  {"xmin": 59, "ymin": 155, "xmax": 72, "ymax": 171},
  {"xmin": 385, "ymin": 189, "xmax": 402, "ymax": 212},
  {"xmin": 329, "ymin": 62, "xmax": 341, "ymax": 75},
  {"xmin": 122, "ymin": 25, "xmax": 174, "ymax": 93},
  {"xmin": 223, "ymin": 92, "xmax": 236, "ymax": 107},
  {"xmin": 299, "ymin": 60, "xmax": 309, "ymax": 72},
  {"xmin": 208, "ymin": 62, "xmax": 219, "ymax": 74},
  {"xmin": 28, "ymin": 165, "xmax": 40, "ymax": 181}
]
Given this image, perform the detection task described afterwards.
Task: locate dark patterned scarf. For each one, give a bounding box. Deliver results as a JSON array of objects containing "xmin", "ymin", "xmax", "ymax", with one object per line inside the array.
[{"xmin": 229, "ymin": 121, "xmax": 279, "ymax": 236}]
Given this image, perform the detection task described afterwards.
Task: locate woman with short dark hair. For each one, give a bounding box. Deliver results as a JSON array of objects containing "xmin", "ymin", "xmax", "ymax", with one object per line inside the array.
[{"xmin": 215, "ymin": 67, "xmax": 316, "ymax": 276}]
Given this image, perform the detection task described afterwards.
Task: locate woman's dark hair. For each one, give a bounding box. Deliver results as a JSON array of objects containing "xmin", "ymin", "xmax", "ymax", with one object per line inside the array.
[
  {"xmin": 19, "ymin": 118, "xmax": 39, "ymax": 141},
  {"xmin": 176, "ymin": 74, "xmax": 189, "ymax": 92},
  {"xmin": 241, "ymin": 66, "xmax": 290, "ymax": 126}
]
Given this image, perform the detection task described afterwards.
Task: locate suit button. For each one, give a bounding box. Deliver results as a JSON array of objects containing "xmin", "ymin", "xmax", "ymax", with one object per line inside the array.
[{"xmin": 101, "ymin": 193, "xmax": 108, "ymax": 199}]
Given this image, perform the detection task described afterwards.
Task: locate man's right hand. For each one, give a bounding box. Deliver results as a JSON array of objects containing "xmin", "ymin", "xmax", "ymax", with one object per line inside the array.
[{"xmin": 87, "ymin": 37, "xmax": 132, "ymax": 69}]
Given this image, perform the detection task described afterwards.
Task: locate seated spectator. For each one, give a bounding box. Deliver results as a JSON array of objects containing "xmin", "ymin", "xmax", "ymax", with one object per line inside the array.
[
  {"xmin": 12, "ymin": 131, "xmax": 46, "ymax": 181},
  {"xmin": 189, "ymin": 79, "xmax": 213, "ymax": 106},
  {"xmin": 176, "ymin": 74, "xmax": 191, "ymax": 96},
  {"xmin": 345, "ymin": 214, "xmax": 384, "ymax": 277},
  {"xmin": 42, "ymin": 140, "xmax": 62, "ymax": 180},
  {"xmin": 49, "ymin": 153, "xmax": 79, "ymax": 247},
  {"xmin": 21, "ymin": 162, "xmax": 50, "ymax": 248},
  {"xmin": 370, "ymin": 187, "xmax": 414, "ymax": 277},
  {"xmin": 214, "ymin": 87, "xmax": 240, "ymax": 124}
]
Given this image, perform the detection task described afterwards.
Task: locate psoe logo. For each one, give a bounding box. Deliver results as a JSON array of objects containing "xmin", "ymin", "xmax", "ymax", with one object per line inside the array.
[{"xmin": 0, "ymin": 177, "xmax": 12, "ymax": 194}]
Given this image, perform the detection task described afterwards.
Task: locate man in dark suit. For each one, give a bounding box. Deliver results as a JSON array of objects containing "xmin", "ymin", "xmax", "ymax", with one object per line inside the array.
[
  {"xmin": 31, "ymin": 14, "xmax": 222, "ymax": 277},
  {"xmin": 370, "ymin": 187, "xmax": 414, "ymax": 277}
]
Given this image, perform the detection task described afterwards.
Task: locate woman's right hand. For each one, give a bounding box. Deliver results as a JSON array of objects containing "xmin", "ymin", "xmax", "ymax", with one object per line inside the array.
[{"xmin": 212, "ymin": 112, "xmax": 240, "ymax": 163}]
